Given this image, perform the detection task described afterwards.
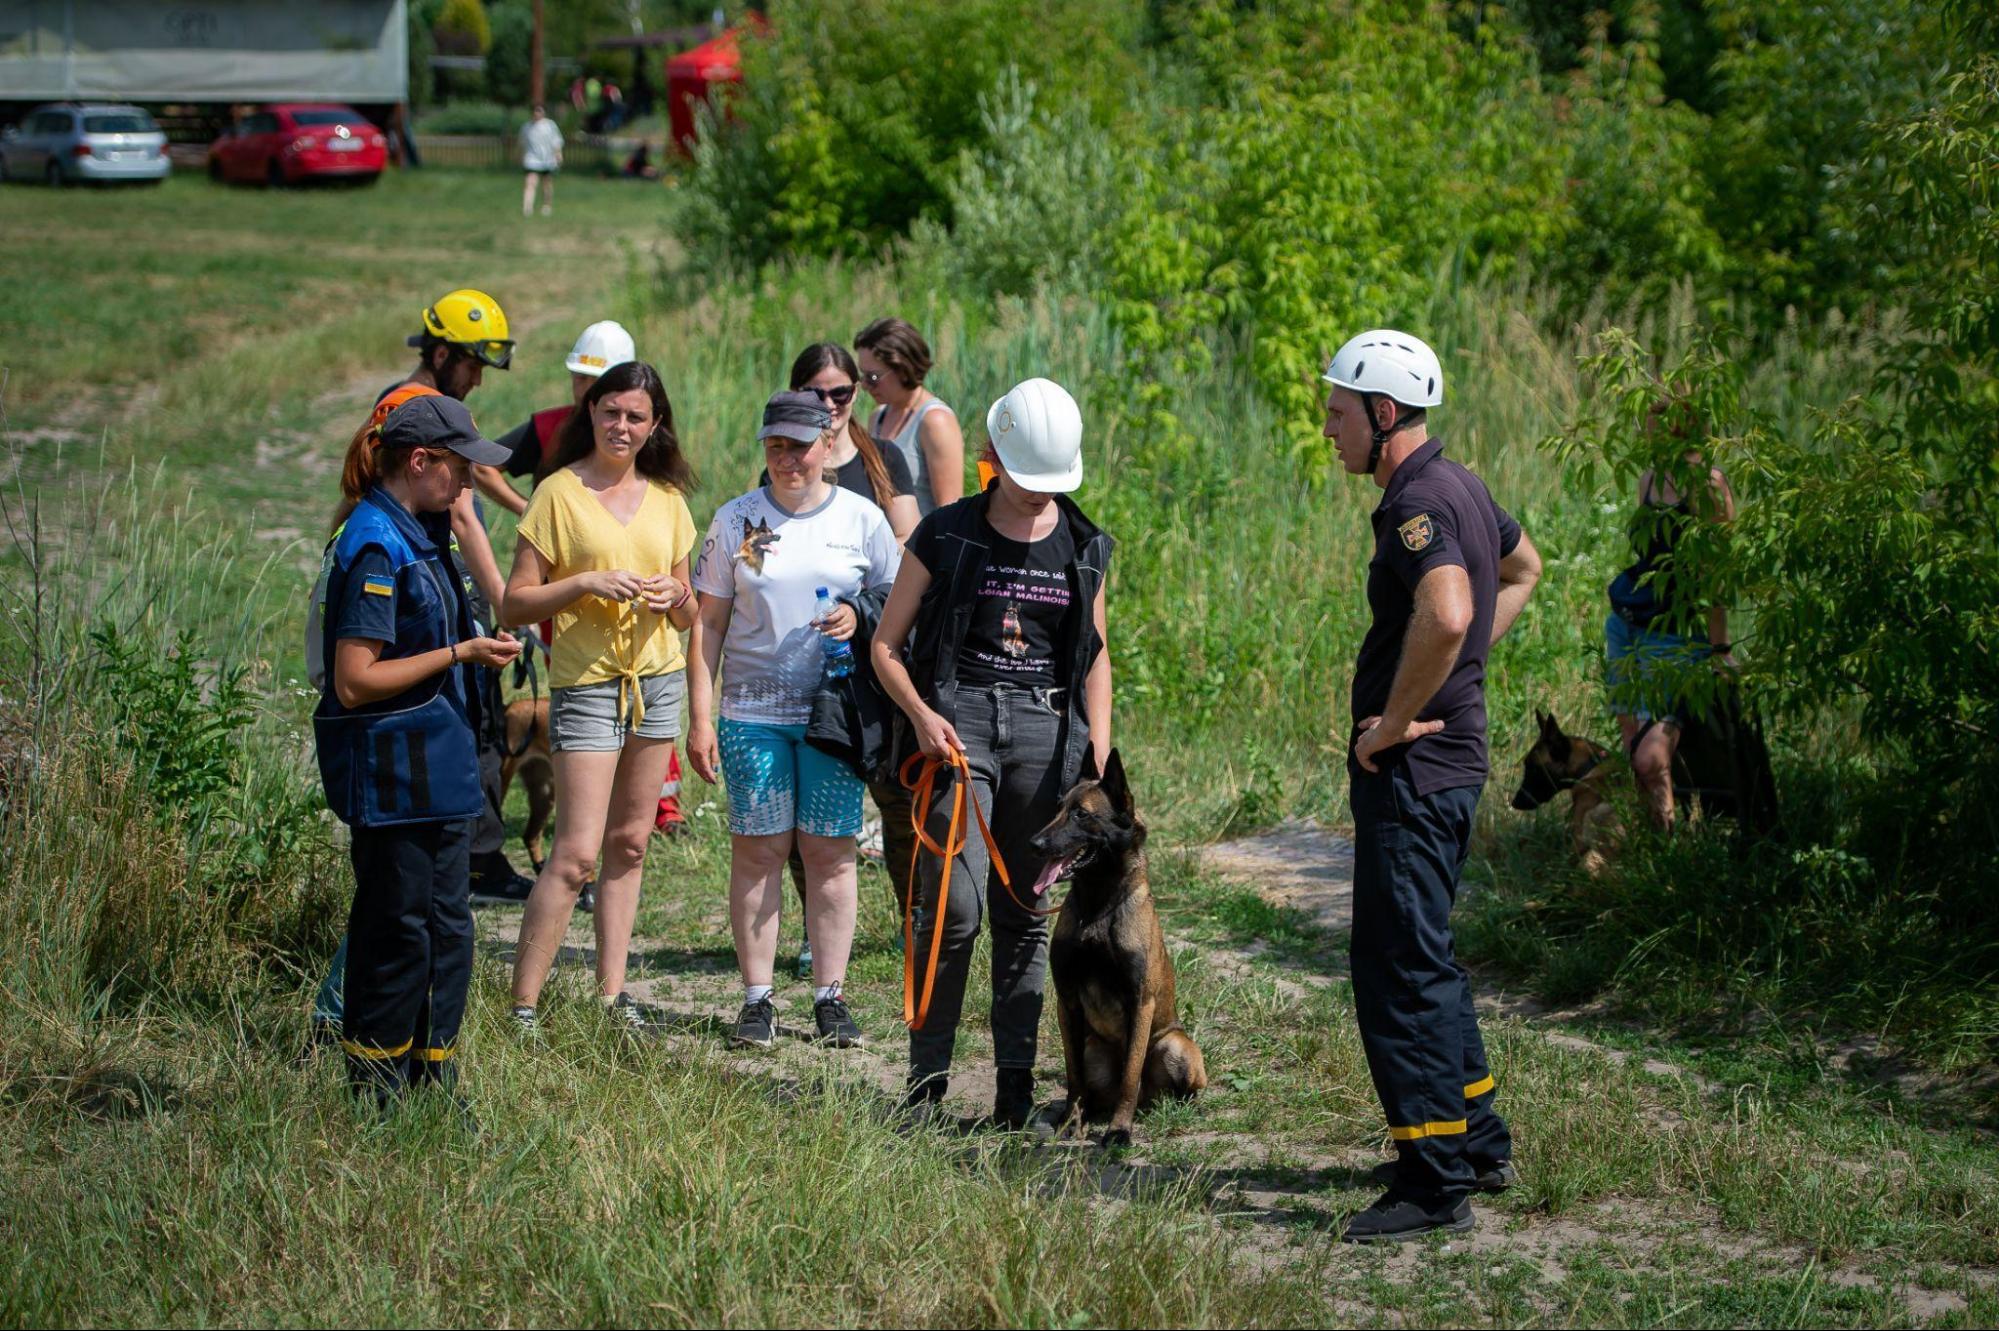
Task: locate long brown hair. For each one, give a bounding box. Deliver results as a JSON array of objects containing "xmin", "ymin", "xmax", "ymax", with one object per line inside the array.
[
  {"xmin": 331, "ymin": 403, "xmax": 433, "ymax": 532},
  {"xmin": 538, "ymin": 360, "xmax": 700, "ymax": 493},
  {"xmin": 853, "ymin": 317, "xmax": 932, "ymax": 389},
  {"xmin": 789, "ymin": 342, "xmax": 895, "ymax": 513}
]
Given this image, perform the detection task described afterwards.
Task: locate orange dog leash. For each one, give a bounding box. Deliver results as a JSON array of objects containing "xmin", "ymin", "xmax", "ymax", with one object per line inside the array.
[{"xmin": 899, "ymin": 749, "xmax": 1063, "ymax": 1032}]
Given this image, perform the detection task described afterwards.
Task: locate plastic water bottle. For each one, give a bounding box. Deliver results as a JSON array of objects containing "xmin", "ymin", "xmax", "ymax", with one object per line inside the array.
[{"xmin": 815, "ymin": 587, "xmax": 854, "ymax": 679}]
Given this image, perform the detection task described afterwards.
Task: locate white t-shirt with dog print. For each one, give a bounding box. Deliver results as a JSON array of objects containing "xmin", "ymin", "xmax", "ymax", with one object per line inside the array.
[{"xmin": 692, "ymin": 485, "xmax": 900, "ymax": 725}]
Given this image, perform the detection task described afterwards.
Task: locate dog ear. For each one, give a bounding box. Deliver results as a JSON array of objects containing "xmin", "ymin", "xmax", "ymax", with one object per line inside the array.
[
  {"xmin": 1100, "ymin": 748, "xmax": 1132, "ymax": 814},
  {"xmin": 1537, "ymin": 709, "xmax": 1553, "ymax": 734},
  {"xmin": 1079, "ymin": 747, "xmax": 1101, "ymax": 784}
]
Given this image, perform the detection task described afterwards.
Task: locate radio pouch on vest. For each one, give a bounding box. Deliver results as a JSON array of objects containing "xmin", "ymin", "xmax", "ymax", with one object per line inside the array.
[{"xmin": 315, "ymin": 680, "xmax": 483, "ymax": 827}]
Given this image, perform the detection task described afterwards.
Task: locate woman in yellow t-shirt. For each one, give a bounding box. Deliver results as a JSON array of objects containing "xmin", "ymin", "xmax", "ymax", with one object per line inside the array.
[{"xmin": 499, "ymin": 361, "xmax": 699, "ymax": 1032}]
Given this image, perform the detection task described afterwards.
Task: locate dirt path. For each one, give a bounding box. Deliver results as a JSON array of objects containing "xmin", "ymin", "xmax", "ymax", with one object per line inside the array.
[{"xmin": 469, "ymin": 823, "xmax": 1993, "ymax": 1318}]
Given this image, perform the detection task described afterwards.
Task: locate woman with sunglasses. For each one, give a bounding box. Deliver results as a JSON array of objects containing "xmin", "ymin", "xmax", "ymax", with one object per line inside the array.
[
  {"xmin": 856, "ymin": 317, "xmax": 964, "ymax": 519},
  {"xmin": 688, "ymin": 391, "xmax": 902, "ymax": 1051}
]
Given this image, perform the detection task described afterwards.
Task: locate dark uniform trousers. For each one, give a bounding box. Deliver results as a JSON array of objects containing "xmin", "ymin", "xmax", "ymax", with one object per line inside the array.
[
  {"xmin": 342, "ymin": 818, "xmax": 475, "ymax": 1099},
  {"xmin": 1349, "ymin": 764, "xmax": 1512, "ymax": 1198},
  {"xmin": 464, "ymin": 582, "xmax": 508, "ymax": 862}
]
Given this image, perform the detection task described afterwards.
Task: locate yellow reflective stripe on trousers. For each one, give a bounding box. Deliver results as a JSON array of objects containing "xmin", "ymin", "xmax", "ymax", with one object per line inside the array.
[
  {"xmin": 340, "ymin": 1037, "xmax": 414, "ymax": 1060},
  {"xmin": 1464, "ymin": 1075, "xmax": 1495, "ymax": 1099},
  {"xmin": 417, "ymin": 1046, "xmax": 455, "ymax": 1062},
  {"xmin": 1389, "ymin": 1118, "xmax": 1469, "ymax": 1141}
]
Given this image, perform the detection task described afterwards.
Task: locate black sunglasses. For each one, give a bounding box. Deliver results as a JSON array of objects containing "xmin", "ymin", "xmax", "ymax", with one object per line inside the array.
[{"xmin": 808, "ymin": 383, "xmax": 857, "ymax": 407}]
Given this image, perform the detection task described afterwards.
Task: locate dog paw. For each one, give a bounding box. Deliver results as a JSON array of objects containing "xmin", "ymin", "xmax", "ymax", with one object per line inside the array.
[{"xmin": 1097, "ymin": 1126, "xmax": 1133, "ymax": 1150}]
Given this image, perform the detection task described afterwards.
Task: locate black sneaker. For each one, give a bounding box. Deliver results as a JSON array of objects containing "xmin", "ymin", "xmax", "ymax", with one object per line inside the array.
[
  {"xmin": 1341, "ymin": 1191, "xmax": 1475, "ymax": 1244},
  {"xmin": 730, "ymin": 997, "xmax": 776, "ymax": 1049},
  {"xmin": 469, "ymin": 853, "xmax": 536, "ymax": 905},
  {"xmin": 1367, "ymin": 1159, "xmax": 1517, "ymax": 1193},
  {"xmin": 813, "ymin": 995, "xmax": 864, "ymax": 1047},
  {"xmin": 605, "ymin": 991, "xmax": 650, "ymax": 1037},
  {"xmin": 576, "ymin": 880, "xmax": 596, "ymax": 914}
]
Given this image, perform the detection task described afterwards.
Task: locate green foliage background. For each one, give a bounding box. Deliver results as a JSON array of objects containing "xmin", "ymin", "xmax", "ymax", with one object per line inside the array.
[{"xmin": 675, "ymin": 0, "xmax": 1999, "ymax": 1059}]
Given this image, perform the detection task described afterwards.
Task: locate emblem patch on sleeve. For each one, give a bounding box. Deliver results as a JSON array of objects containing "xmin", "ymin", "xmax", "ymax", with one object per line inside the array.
[
  {"xmin": 362, "ymin": 576, "xmax": 395, "ymax": 597},
  {"xmin": 1397, "ymin": 513, "xmax": 1434, "ymax": 552}
]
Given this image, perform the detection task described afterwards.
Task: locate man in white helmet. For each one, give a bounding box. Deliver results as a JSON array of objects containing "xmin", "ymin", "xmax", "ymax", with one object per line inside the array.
[{"xmin": 1322, "ymin": 329, "xmax": 1542, "ymax": 1242}]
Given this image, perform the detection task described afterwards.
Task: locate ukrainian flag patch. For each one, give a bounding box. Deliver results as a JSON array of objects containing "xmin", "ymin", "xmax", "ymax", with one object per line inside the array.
[{"xmin": 362, "ymin": 576, "xmax": 394, "ymax": 598}]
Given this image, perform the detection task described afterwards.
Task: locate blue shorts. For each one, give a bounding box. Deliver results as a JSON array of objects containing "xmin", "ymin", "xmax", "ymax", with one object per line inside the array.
[
  {"xmin": 718, "ymin": 717, "xmax": 863, "ymax": 838},
  {"xmin": 1605, "ymin": 612, "xmax": 1708, "ymax": 724}
]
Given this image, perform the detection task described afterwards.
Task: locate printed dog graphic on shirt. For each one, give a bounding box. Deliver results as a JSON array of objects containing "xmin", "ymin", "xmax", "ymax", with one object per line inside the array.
[
  {"xmin": 1002, "ymin": 601, "xmax": 1028, "ymax": 658},
  {"xmin": 738, "ymin": 516, "xmax": 779, "ymax": 573}
]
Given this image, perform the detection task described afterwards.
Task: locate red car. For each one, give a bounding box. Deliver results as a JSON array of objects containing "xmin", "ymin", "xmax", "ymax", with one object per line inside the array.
[{"xmin": 207, "ymin": 104, "xmax": 387, "ymax": 186}]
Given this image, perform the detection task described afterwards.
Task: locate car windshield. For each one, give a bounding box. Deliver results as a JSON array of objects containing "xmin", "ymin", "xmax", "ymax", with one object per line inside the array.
[
  {"xmin": 84, "ymin": 114, "xmax": 153, "ymax": 134},
  {"xmin": 290, "ymin": 111, "xmax": 362, "ymax": 128}
]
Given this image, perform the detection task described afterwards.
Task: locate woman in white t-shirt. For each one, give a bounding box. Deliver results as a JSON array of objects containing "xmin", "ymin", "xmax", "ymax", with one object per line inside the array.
[{"xmin": 687, "ymin": 391, "xmax": 900, "ymax": 1052}]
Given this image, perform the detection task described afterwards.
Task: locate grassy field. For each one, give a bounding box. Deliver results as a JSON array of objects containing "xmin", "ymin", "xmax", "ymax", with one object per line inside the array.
[{"xmin": 2, "ymin": 172, "xmax": 1996, "ymax": 1327}]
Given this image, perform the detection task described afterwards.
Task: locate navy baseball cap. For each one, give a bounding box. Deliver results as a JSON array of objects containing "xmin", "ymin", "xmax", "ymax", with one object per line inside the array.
[
  {"xmin": 381, "ymin": 394, "xmax": 511, "ymax": 466},
  {"xmin": 759, "ymin": 390, "xmax": 832, "ymax": 443}
]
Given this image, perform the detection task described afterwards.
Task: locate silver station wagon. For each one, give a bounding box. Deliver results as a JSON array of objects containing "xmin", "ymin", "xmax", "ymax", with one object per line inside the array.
[{"xmin": 1, "ymin": 103, "xmax": 172, "ymax": 186}]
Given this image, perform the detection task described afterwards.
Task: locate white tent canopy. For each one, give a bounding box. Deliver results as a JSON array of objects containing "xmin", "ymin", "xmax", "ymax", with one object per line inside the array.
[{"xmin": 0, "ymin": 1, "xmax": 407, "ymax": 103}]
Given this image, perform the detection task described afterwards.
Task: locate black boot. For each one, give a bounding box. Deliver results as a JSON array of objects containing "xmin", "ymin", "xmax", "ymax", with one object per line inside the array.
[
  {"xmin": 991, "ymin": 1067, "xmax": 1035, "ymax": 1131},
  {"xmin": 898, "ymin": 1074, "xmax": 948, "ymax": 1131},
  {"xmin": 468, "ymin": 852, "xmax": 535, "ymax": 905}
]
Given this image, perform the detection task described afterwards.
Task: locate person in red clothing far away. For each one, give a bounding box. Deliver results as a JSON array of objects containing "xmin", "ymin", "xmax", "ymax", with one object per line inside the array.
[{"xmin": 473, "ymin": 320, "xmax": 692, "ymax": 839}]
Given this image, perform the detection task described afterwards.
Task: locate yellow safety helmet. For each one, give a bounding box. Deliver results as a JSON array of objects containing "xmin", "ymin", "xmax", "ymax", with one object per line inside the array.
[{"xmin": 408, "ymin": 288, "xmax": 515, "ymax": 369}]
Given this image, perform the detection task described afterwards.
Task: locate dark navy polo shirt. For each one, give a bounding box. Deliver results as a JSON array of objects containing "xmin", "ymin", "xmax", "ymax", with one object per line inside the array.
[{"xmin": 1349, "ymin": 438, "xmax": 1522, "ymax": 795}]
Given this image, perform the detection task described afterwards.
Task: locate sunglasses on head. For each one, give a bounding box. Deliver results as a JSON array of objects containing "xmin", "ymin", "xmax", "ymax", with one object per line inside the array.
[{"xmin": 809, "ymin": 383, "xmax": 857, "ymax": 407}]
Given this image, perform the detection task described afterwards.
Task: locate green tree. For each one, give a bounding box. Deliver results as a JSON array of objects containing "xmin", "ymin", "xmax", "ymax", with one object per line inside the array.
[
  {"xmin": 434, "ymin": 0, "xmax": 493, "ymax": 56},
  {"xmin": 485, "ymin": 0, "xmax": 535, "ymax": 105}
]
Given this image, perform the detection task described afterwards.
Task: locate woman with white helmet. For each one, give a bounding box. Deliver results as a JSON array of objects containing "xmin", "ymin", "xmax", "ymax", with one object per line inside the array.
[{"xmin": 870, "ymin": 376, "xmax": 1115, "ymax": 1130}]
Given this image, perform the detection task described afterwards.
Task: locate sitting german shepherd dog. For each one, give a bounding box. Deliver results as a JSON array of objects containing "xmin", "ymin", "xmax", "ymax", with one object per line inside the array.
[{"xmin": 1032, "ymin": 749, "xmax": 1207, "ymax": 1146}]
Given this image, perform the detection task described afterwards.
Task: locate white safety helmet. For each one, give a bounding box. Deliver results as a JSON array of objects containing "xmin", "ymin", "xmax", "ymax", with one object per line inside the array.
[
  {"xmin": 986, "ymin": 377, "xmax": 1084, "ymax": 494},
  {"xmin": 1321, "ymin": 329, "xmax": 1444, "ymax": 409},
  {"xmin": 565, "ymin": 320, "xmax": 637, "ymax": 377}
]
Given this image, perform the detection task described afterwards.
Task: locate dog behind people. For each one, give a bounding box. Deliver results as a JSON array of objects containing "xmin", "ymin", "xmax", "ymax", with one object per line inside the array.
[
  {"xmin": 1510, "ymin": 711, "xmax": 1619, "ymax": 875},
  {"xmin": 500, "ymin": 696, "xmax": 554, "ymax": 871},
  {"xmin": 1033, "ymin": 748, "xmax": 1207, "ymax": 1146}
]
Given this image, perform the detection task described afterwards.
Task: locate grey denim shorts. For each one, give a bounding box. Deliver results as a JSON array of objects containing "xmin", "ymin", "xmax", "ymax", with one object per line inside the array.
[{"xmin": 548, "ymin": 671, "xmax": 685, "ymax": 752}]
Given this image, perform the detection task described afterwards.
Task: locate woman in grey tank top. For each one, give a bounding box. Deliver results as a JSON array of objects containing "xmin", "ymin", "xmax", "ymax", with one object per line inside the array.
[{"xmin": 855, "ymin": 317, "xmax": 964, "ymax": 517}]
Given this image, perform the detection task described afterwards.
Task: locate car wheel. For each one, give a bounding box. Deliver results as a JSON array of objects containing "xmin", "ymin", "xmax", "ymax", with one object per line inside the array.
[
  {"xmin": 266, "ymin": 158, "xmax": 284, "ymax": 188},
  {"xmin": 45, "ymin": 159, "xmax": 63, "ymax": 188},
  {"xmin": 208, "ymin": 158, "xmax": 224, "ymax": 183}
]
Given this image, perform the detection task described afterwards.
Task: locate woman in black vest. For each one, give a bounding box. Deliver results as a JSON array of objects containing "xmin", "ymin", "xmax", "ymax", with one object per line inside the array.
[{"xmin": 870, "ymin": 377, "xmax": 1113, "ymax": 1128}]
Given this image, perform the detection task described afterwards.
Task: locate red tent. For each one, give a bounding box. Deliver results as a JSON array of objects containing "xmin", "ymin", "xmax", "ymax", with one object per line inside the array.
[{"xmin": 666, "ymin": 26, "xmax": 746, "ymax": 153}]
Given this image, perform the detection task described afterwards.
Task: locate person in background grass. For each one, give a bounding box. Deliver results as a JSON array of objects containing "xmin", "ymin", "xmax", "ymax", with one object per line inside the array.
[
  {"xmin": 686, "ymin": 391, "xmax": 901, "ymax": 1052},
  {"xmin": 520, "ymin": 105, "xmax": 563, "ymax": 218},
  {"xmin": 313, "ymin": 394, "xmax": 520, "ymax": 1110},
  {"xmin": 1606, "ymin": 397, "xmax": 1737, "ymax": 830},
  {"xmin": 501, "ymin": 361, "xmax": 700, "ymax": 1037},
  {"xmin": 856, "ymin": 317, "xmax": 965, "ymax": 519},
  {"xmin": 473, "ymin": 320, "xmax": 693, "ymax": 848},
  {"xmin": 760, "ymin": 342, "xmax": 921, "ymax": 980},
  {"xmin": 1321, "ymin": 330, "xmax": 1541, "ymax": 1243},
  {"xmin": 869, "ymin": 377, "xmax": 1113, "ymax": 1132}
]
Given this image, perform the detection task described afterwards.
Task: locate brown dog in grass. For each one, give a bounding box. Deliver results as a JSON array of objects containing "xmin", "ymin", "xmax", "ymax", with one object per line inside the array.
[
  {"xmin": 500, "ymin": 696, "xmax": 555, "ymax": 871},
  {"xmin": 1510, "ymin": 711, "xmax": 1619, "ymax": 875},
  {"xmin": 1033, "ymin": 748, "xmax": 1207, "ymax": 1147}
]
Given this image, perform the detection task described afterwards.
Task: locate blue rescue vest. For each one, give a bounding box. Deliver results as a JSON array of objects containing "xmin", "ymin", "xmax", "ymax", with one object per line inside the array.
[{"xmin": 312, "ymin": 488, "xmax": 484, "ymax": 827}]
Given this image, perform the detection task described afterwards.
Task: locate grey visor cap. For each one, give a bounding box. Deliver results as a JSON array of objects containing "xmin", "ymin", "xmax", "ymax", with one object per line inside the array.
[
  {"xmin": 381, "ymin": 394, "xmax": 513, "ymax": 466},
  {"xmin": 759, "ymin": 389, "xmax": 833, "ymax": 443}
]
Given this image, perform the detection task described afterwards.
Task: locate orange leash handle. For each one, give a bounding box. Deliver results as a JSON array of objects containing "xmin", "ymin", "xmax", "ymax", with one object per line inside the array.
[{"xmin": 897, "ymin": 748, "xmax": 1061, "ymax": 1033}]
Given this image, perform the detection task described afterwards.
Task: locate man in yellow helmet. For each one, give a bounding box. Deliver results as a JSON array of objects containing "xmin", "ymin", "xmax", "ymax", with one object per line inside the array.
[{"xmin": 390, "ymin": 289, "xmax": 536, "ymax": 904}]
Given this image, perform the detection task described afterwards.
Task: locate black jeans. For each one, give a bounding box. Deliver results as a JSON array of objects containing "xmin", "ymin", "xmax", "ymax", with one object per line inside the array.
[
  {"xmin": 908, "ymin": 684, "xmax": 1067, "ymax": 1083},
  {"xmin": 342, "ymin": 819, "xmax": 474, "ymax": 1100},
  {"xmin": 1348, "ymin": 765, "xmax": 1511, "ymax": 1199}
]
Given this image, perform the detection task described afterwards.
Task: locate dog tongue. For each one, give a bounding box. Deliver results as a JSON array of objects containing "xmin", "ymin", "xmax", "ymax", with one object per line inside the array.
[{"xmin": 1031, "ymin": 854, "xmax": 1075, "ymax": 897}]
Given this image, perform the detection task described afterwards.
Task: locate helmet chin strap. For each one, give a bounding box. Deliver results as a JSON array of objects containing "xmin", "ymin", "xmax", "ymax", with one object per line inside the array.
[{"xmin": 1361, "ymin": 393, "xmax": 1425, "ymax": 474}]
